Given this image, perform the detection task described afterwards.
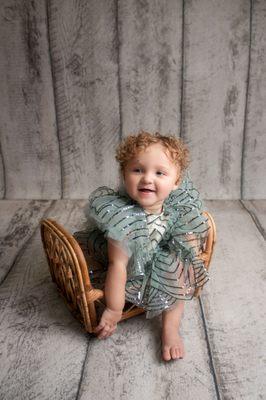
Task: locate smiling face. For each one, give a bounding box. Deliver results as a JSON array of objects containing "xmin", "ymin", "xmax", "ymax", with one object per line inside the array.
[{"xmin": 123, "ymin": 143, "xmax": 181, "ymax": 214}]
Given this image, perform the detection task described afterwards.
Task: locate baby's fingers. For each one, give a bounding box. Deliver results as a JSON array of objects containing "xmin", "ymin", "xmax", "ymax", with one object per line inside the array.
[
  {"xmin": 104, "ymin": 325, "xmax": 117, "ymax": 338},
  {"xmin": 93, "ymin": 323, "xmax": 104, "ymax": 334},
  {"xmin": 97, "ymin": 324, "xmax": 116, "ymax": 339},
  {"xmin": 93, "ymin": 320, "xmax": 117, "ymax": 338}
]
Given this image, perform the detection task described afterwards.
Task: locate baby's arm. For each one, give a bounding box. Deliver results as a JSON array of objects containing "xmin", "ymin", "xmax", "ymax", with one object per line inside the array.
[{"xmin": 94, "ymin": 239, "xmax": 128, "ymax": 339}]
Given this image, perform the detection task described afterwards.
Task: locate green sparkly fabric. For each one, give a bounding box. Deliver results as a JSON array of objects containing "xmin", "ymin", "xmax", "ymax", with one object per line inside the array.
[{"xmin": 83, "ymin": 173, "xmax": 209, "ymax": 318}]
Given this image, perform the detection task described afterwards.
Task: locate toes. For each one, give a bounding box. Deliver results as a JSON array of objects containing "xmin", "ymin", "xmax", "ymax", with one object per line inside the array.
[
  {"xmin": 179, "ymin": 347, "xmax": 184, "ymax": 359},
  {"xmin": 163, "ymin": 346, "xmax": 182, "ymax": 361},
  {"xmin": 163, "ymin": 345, "xmax": 184, "ymax": 361},
  {"xmin": 162, "ymin": 346, "xmax": 171, "ymax": 361},
  {"xmin": 171, "ymin": 347, "xmax": 179, "ymax": 360}
]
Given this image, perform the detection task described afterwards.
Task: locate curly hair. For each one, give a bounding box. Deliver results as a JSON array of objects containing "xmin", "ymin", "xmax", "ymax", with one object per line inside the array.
[{"xmin": 115, "ymin": 131, "xmax": 190, "ymax": 175}]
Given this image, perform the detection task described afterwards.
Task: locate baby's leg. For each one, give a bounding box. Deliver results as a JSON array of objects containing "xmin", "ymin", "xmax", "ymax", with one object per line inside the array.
[{"xmin": 161, "ymin": 301, "xmax": 185, "ymax": 361}]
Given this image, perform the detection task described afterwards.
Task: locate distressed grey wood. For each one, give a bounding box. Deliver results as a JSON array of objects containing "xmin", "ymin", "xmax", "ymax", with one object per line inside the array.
[
  {"xmin": 0, "ymin": 200, "xmax": 89, "ymax": 400},
  {"xmin": 241, "ymin": 200, "xmax": 266, "ymax": 239},
  {"xmin": 48, "ymin": 0, "xmax": 120, "ymax": 198},
  {"xmin": 243, "ymin": 1, "xmax": 266, "ymax": 199},
  {"xmin": 0, "ymin": 200, "xmax": 52, "ymax": 284},
  {"xmin": 119, "ymin": 0, "xmax": 183, "ymax": 136},
  {"xmin": 202, "ymin": 200, "xmax": 266, "ymax": 399},
  {"xmin": 183, "ymin": 0, "xmax": 250, "ymax": 199},
  {"xmin": 0, "ymin": 147, "xmax": 5, "ymax": 198},
  {"xmin": 0, "ymin": 0, "xmax": 265, "ymax": 200},
  {"xmin": 78, "ymin": 304, "xmax": 216, "ymax": 399},
  {"xmin": 0, "ymin": 0, "xmax": 60, "ymax": 199},
  {"xmin": 1, "ymin": 199, "xmax": 266, "ymax": 398}
]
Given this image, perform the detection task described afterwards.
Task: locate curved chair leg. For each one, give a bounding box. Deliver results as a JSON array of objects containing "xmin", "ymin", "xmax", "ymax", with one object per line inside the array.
[{"xmin": 194, "ymin": 211, "xmax": 217, "ymax": 297}]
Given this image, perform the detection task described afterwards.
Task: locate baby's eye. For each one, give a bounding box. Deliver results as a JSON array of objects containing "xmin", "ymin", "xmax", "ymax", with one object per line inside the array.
[
  {"xmin": 133, "ymin": 168, "xmax": 142, "ymax": 173},
  {"xmin": 156, "ymin": 171, "xmax": 165, "ymax": 176}
]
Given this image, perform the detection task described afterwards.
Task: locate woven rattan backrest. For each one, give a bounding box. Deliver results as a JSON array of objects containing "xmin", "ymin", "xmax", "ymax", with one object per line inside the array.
[{"xmin": 40, "ymin": 219, "xmax": 97, "ymax": 332}]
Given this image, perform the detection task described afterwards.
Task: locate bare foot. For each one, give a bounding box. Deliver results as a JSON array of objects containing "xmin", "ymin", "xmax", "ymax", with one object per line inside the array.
[
  {"xmin": 161, "ymin": 305, "xmax": 185, "ymax": 361},
  {"xmin": 93, "ymin": 308, "xmax": 122, "ymax": 339}
]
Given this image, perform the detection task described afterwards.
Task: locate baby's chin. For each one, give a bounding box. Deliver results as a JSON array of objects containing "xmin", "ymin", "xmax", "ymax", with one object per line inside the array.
[{"xmin": 139, "ymin": 201, "xmax": 164, "ymax": 215}]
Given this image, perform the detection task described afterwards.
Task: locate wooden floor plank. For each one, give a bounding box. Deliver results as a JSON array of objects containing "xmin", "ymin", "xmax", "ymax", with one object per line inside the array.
[
  {"xmin": 241, "ymin": 200, "xmax": 266, "ymax": 239},
  {"xmin": 0, "ymin": 200, "xmax": 89, "ymax": 400},
  {"xmin": 202, "ymin": 200, "xmax": 266, "ymax": 399},
  {"xmin": 2, "ymin": 200, "xmax": 265, "ymax": 399},
  {"xmin": 78, "ymin": 299, "xmax": 216, "ymax": 399},
  {"xmin": 0, "ymin": 200, "xmax": 52, "ymax": 284}
]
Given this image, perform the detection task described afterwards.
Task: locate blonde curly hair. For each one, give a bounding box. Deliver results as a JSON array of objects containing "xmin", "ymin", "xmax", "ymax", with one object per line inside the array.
[{"xmin": 115, "ymin": 131, "xmax": 190, "ymax": 175}]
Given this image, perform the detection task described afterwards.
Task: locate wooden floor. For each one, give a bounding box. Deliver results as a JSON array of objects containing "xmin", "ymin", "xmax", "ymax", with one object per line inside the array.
[{"xmin": 0, "ymin": 200, "xmax": 265, "ymax": 400}]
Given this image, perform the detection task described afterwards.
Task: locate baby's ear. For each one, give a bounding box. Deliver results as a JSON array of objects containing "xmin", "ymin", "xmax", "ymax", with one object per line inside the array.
[
  {"xmin": 174, "ymin": 173, "xmax": 182, "ymax": 189},
  {"xmin": 174, "ymin": 165, "xmax": 182, "ymax": 187},
  {"xmin": 173, "ymin": 181, "xmax": 180, "ymax": 190}
]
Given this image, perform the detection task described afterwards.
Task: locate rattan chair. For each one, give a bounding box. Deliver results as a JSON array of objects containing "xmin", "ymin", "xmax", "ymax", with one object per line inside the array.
[{"xmin": 40, "ymin": 211, "xmax": 216, "ymax": 334}]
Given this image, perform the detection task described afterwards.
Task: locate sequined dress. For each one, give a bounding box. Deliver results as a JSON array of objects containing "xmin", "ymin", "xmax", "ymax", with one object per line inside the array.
[{"xmin": 83, "ymin": 175, "xmax": 210, "ymax": 318}]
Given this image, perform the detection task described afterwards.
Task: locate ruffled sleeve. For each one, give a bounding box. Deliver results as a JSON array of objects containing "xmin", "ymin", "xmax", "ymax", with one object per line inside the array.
[
  {"xmin": 164, "ymin": 173, "xmax": 209, "ymax": 238},
  {"xmin": 84, "ymin": 187, "xmax": 132, "ymax": 241},
  {"xmin": 163, "ymin": 174, "xmax": 210, "ymax": 287},
  {"xmin": 84, "ymin": 187, "xmax": 151, "ymax": 278}
]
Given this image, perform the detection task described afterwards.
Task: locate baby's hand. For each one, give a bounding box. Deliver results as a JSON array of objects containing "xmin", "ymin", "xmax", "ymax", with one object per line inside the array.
[{"xmin": 93, "ymin": 308, "xmax": 122, "ymax": 339}]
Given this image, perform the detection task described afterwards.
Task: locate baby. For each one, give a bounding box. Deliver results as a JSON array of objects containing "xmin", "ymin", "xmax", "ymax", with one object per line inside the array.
[{"xmin": 86, "ymin": 131, "xmax": 209, "ymax": 361}]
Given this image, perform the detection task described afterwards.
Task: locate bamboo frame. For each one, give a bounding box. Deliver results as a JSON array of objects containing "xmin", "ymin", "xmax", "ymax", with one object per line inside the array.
[
  {"xmin": 194, "ymin": 211, "xmax": 217, "ymax": 297},
  {"xmin": 40, "ymin": 211, "xmax": 216, "ymax": 333}
]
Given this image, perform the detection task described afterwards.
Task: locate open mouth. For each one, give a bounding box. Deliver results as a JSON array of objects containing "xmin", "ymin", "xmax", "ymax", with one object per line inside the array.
[{"xmin": 138, "ymin": 188, "xmax": 155, "ymax": 193}]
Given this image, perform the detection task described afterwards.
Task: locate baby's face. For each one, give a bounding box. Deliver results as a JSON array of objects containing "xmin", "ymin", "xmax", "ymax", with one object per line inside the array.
[{"xmin": 123, "ymin": 143, "xmax": 181, "ymax": 214}]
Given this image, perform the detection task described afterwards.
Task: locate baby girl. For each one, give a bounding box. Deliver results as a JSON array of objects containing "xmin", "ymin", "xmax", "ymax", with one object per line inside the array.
[{"xmin": 85, "ymin": 131, "xmax": 209, "ymax": 361}]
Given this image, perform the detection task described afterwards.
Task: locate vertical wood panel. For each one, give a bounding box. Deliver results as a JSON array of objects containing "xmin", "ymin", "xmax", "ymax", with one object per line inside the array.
[
  {"xmin": 183, "ymin": 0, "xmax": 250, "ymax": 199},
  {"xmin": 243, "ymin": 0, "xmax": 266, "ymax": 199},
  {"xmin": 48, "ymin": 0, "xmax": 120, "ymax": 198},
  {"xmin": 119, "ymin": 0, "xmax": 183, "ymax": 136},
  {"xmin": 0, "ymin": 0, "xmax": 60, "ymax": 199},
  {"xmin": 0, "ymin": 147, "xmax": 5, "ymax": 198},
  {"xmin": 0, "ymin": 1, "xmax": 264, "ymax": 200}
]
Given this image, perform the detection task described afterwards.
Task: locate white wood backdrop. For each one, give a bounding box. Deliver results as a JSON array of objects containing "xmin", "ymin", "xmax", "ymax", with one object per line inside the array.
[{"xmin": 0, "ymin": 0, "xmax": 265, "ymax": 200}]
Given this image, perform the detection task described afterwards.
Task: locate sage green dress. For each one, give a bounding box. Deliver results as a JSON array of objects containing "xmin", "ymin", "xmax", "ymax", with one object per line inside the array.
[{"xmin": 83, "ymin": 174, "xmax": 209, "ymax": 318}]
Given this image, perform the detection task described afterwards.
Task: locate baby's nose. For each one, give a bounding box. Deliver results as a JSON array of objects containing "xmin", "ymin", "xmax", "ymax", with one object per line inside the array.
[{"xmin": 142, "ymin": 173, "xmax": 153, "ymax": 183}]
